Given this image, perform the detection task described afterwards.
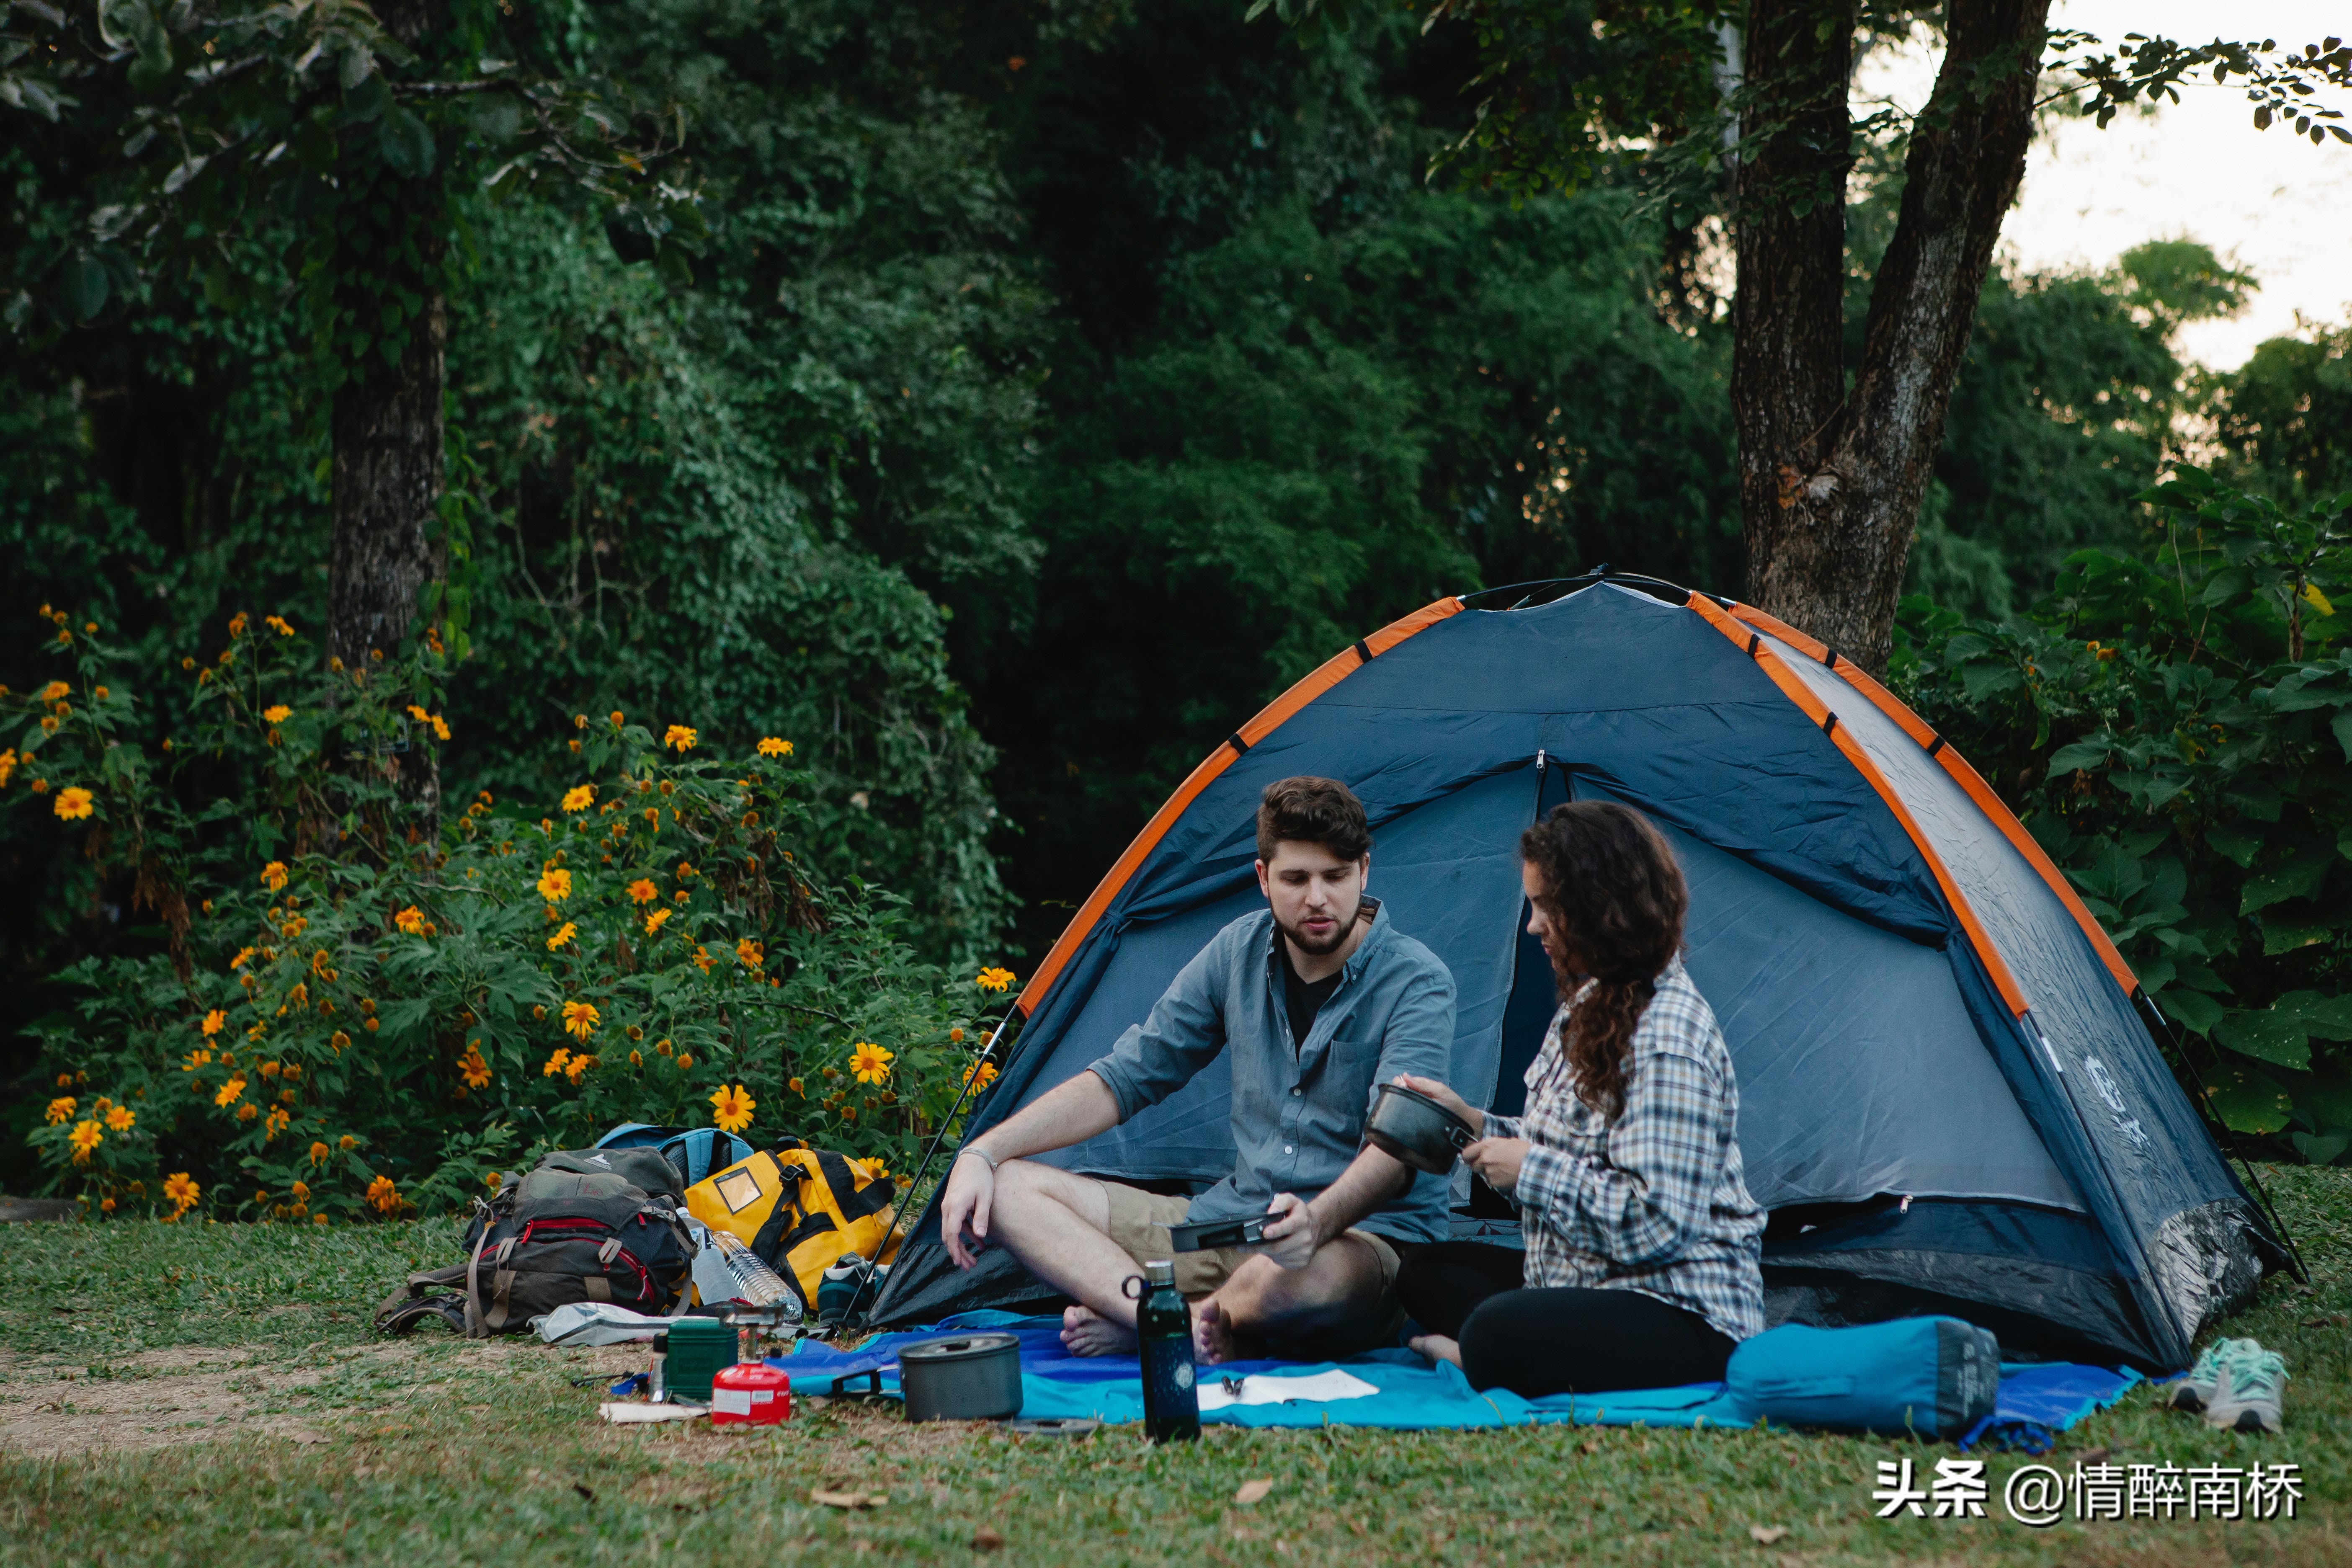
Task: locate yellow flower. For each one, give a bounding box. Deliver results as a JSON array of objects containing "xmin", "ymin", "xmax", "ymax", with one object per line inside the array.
[
  {"xmin": 338, "ymin": 1133, "xmax": 357, "ymax": 1150},
  {"xmin": 643, "ymin": 908, "xmax": 671, "ymax": 937},
  {"xmin": 562, "ymin": 784, "xmax": 595, "ymax": 813},
  {"xmin": 262, "ymin": 704, "xmax": 293, "ymax": 724},
  {"xmin": 264, "ymin": 1106, "xmax": 290, "ymax": 1139},
  {"xmin": 459, "ymin": 1046, "xmax": 491, "ymax": 1089},
  {"xmin": 537, "ymin": 867, "xmax": 572, "ymax": 902},
  {"xmin": 543, "ymin": 1047, "xmax": 572, "ymax": 1078},
  {"xmin": 663, "ymin": 725, "xmax": 697, "ymax": 752},
  {"xmin": 308, "ymin": 1140, "xmax": 330, "ymax": 1167},
  {"xmin": 692, "ymin": 944, "xmax": 714, "ymax": 974},
  {"xmin": 0, "ymin": 749, "xmax": 14, "ymax": 787},
  {"xmin": 676, "ymin": 861, "xmax": 697, "ymax": 880},
  {"xmin": 627, "ymin": 878, "xmax": 658, "ymax": 904},
  {"xmin": 788, "ymin": 1076, "xmax": 805, "ymax": 1096},
  {"xmin": 709, "ymin": 1083, "xmax": 756, "ymax": 1133},
  {"xmin": 54, "ymin": 786, "xmax": 93, "ymax": 821},
  {"xmin": 561, "ymin": 1000, "xmax": 600, "ymax": 1040},
  {"xmin": 69, "ymin": 1120, "xmax": 102, "ymax": 1161},
  {"xmin": 565, "ymin": 1053, "xmax": 593, "ymax": 1084},
  {"xmin": 214, "ymin": 1076, "xmax": 245, "ymax": 1107},
  {"xmin": 629, "ymin": 1049, "xmax": 642, "ymax": 1067},
  {"xmin": 182, "ymin": 1048, "xmax": 211, "ymax": 1072},
  {"xmin": 366, "ymin": 1175, "xmax": 400, "ymax": 1214},
  {"xmin": 40, "ymin": 680, "xmax": 68, "ymax": 702},
  {"xmin": 757, "ymin": 737, "xmax": 793, "ymax": 758},
  {"xmin": 609, "ymin": 710, "xmax": 625, "ymax": 728},
  {"xmin": 963, "ymin": 1059, "xmax": 999, "ymax": 1092},
  {"xmin": 735, "ymin": 937, "xmax": 764, "ymax": 971},
  {"xmin": 228, "ymin": 613, "xmax": 248, "ymax": 637},
  {"xmin": 329, "ymin": 1029, "xmax": 350, "ymax": 1053},
  {"xmin": 105, "ymin": 1104, "xmax": 134, "ymax": 1132},
  {"xmin": 676, "ymin": 1052, "xmax": 694, "ymax": 1071},
  {"xmin": 44, "ymin": 1096, "xmax": 74, "ymax": 1125},
  {"xmin": 231, "ymin": 946, "xmax": 255, "ymax": 971},
  {"xmin": 265, "ymin": 615, "xmax": 294, "ymax": 637},
  {"xmin": 164, "ymin": 1172, "xmax": 199, "ymax": 1211},
  {"xmin": 237, "ymin": 1102, "xmax": 258, "ymax": 1122},
  {"xmin": 406, "ymin": 703, "xmax": 431, "ymax": 724},
  {"xmin": 393, "ymin": 905, "xmax": 427, "ymax": 936},
  {"xmin": 851, "ymin": 1158, "xmax": 891, "ymax": 1185},
  {"xmin": 976, "ymin": 966, "xmax": 1016, "ymax": 993},
  {"xmin": 849, "ymin": 1042, "xmax": 895, "ymax": 1085},
  {"xmin": 547, "ymin": 921, "xmax": 578, "ymax": 950},
  {"xmin": 199, "ymin": 1008, "xmax": 230, "ymax": 1039},
  {"xmin": 260, "ymin": 861, "xmax": 288, "ymax": 893},
  {"xmin": 289, "ymin": 1180, "xmax": 309, "ymax": 1202}
]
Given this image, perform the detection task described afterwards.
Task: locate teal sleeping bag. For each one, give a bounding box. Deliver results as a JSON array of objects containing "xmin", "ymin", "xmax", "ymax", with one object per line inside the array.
[{"xmin": 1727, "ymin": 1318, "xmax": 1999, "ymax": 1438}]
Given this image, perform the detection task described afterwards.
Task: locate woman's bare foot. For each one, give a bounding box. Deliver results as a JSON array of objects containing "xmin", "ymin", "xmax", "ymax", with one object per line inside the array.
[
  {"xmin": 1409, "ymin": 1333, "xmax": 1462, "ymax": 1369},
  {"xmin": 1194, "ymin": 1295, "xmax": 1240, "ymax": 1364},
  {"xmin": 1060, "ymin": 1304, "xmax": 1137, "ymax": 1357}
]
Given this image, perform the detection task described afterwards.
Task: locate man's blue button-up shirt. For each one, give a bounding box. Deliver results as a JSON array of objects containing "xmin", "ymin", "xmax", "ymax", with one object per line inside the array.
[{"xmin": 1083, "ymin": 898, "xmax": 1458, "ymax": 1243}]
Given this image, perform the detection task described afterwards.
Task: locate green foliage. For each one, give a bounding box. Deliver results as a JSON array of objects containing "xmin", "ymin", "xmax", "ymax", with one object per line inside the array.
[
  {"xmin": 1894, "ymin": 469, "xmax": 2352, "ymax": 1162},
  {"xmin": 10, "ymin": 613, "xmax": 1012, "ymax": 1218},
  {"xmin": 2216, "ymin": 318, "xmax": 2352, "ymax": 507}
]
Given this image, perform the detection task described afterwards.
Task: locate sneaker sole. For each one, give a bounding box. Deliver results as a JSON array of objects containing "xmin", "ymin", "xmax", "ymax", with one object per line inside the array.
[
  {"xmin": 2206, "ymin": 1406, "xmax": 2281, "ymax": 1434},
  {"xmin": 2167, "ymin": 1388, "xmax": 2210, "ymax": 1413}
]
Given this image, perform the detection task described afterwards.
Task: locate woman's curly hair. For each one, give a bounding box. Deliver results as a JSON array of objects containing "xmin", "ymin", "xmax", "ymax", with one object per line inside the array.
[{"xmin": 1519, "ymin": 800, "xmax": 1688, "ymax": 1119}]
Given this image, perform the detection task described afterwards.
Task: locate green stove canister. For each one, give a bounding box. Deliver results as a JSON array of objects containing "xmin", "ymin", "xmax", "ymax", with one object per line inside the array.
[{"xmin": 664, "ymin": 1317, "xmax": 737, "ymax": 1402}]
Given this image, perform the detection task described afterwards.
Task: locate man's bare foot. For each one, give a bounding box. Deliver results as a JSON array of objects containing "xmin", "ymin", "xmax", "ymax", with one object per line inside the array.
[
  {"xmin": 1060, "ymin": 1304, "xmax": 1137, "ymax": 1357},
  {"xmin": 1194, "ymin": 1295, "xmax": 1240, "ymax": 1364},
  {"xmin": 1409, "ymin": 1333, "xmax": 1462, "ymax": 1369}
]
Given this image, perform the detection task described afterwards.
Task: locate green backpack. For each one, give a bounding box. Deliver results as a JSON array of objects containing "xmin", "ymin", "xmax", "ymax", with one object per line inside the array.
[{"xmin": 374, "ymin": 1147, "xmax": 694, "ymax": 1337}]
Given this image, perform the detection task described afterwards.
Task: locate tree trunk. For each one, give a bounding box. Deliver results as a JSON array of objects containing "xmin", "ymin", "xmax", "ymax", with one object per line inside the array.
[
  {"xmin": 327, "ymin": 0, "xmax": 448, "ymax": 820},
  {"xmin": 1735, "ymin": 0, "xmax": 2051, "ymax": 672}
]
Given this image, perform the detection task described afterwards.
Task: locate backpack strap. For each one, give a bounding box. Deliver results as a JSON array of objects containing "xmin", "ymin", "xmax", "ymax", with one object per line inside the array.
[
  {"xmin": 464, "ymin": 1222, "xmax": 499, "ymax": 1338},
  {"xmin": 372, "ymin": 1263, "xmax": 471, "ymax": 1336},
  {"xmin": 486, "ymin": 1237, "xmax": 521, "ymax": 1332}
]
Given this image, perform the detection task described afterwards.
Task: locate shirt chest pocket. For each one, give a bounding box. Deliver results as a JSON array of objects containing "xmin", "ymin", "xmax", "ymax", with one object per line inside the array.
[{"xmin": 1539, "ymin": 1091, "xmax": 1611, "ymax": 1160}]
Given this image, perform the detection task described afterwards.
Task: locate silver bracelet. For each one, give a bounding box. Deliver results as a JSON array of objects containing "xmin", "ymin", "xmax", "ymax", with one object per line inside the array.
[{"xmin": 962, "ymin": 1146, "xmax": 1001, "ymax": 1171}]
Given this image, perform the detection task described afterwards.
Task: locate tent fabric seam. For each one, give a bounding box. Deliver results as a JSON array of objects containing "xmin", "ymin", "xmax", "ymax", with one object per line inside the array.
[
  {"xmin": 1682, "ymin": 594, "xmax": 2031, "ymax": 1017},
  {"xmin": 1721, "ymin": 603, "xmax": 2137, "ymax": 995}
]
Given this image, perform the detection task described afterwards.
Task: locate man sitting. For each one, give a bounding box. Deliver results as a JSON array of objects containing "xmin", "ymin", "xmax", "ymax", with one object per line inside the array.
[{"xmin": 939, "ymin": 776, "xmax": 1458, "ymax": 1361}]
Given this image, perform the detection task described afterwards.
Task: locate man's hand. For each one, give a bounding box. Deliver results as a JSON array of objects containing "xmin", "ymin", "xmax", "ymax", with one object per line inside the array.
[
  {"xmin": 940, "ymin": 1150, "xmax": 995, "ymax": 1269},
  {"xmin": 1462, "ymin": 1137, "xmax": 1530, "ymax": 1197},
  {"xmin": 1256, "ymin": 1192, "xmax": 1323, "ymax": 1269},
  {"xmin": 1395, "ymin": 1073, "xmax": 1483, "ymax": 1139}
]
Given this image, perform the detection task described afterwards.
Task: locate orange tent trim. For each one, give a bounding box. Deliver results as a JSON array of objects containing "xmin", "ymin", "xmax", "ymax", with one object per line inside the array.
[
  {"xmin": 1719, "ymin": 602, "xmax": 2137, "ymax": 995},
  {"xmin": 1685, "ymin": 594, "xmax": 2032, "ymax": 1017},
  {"xmin": 1014, "ymin": 596, "xmax": 1465, "ymax": 1017}
]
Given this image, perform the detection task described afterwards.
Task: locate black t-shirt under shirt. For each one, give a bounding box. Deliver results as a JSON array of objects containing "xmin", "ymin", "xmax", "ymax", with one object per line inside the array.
[{"xmin": 1280, "ymin": 941, "xmax": 1342, "ymax": 1053}]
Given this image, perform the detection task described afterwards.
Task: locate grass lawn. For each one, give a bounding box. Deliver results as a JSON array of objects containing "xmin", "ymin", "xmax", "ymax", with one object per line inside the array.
[{"xmin": 1, "ymin": 1166, "xmax": 2346, "ymax": 1567}]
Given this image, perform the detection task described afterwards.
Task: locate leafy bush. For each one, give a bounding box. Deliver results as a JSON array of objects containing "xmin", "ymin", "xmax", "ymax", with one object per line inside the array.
[
  {"xmin": 1895, "ymin": 470, "xmax": 2352, "ymax": 1163},
  {"xmin": 9, "ymin": 609, "xmax": 1014, "ymax": 1220}
]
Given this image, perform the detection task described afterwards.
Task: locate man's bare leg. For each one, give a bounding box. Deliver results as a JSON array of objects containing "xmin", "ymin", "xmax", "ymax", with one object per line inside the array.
[
  {"xmin": 983, "ymin": 1159, "xmax": 1149, "ymax": 1355},
  {"xmin": 1193, "ymin": 1233, "xmax": 1385, "ymax": 1364}
]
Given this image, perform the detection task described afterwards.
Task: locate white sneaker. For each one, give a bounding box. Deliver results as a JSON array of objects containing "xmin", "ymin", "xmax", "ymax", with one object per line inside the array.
[
  {"xmin": 2203, "ymin": 1342, "xmax": 2288, "ymax": 1434},
  {"xmin": 2167, "ymin": 1338, "xmax": 2241, "ymax": 1414}
]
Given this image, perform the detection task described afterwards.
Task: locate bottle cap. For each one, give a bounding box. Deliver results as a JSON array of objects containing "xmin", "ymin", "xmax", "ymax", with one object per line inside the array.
[
  {"xmin": 1143, "ymin": 1259, "xmax": 1176, "ymax": 1286},
  {"xmin": 653, "ymin": 1331, "xmax": 669, "ymax": 1351}
]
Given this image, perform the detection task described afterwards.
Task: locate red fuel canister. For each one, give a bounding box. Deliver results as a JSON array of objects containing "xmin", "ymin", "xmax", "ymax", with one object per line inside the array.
[{"xmin": 709, "ymin": 1362, "xmax": 792, "ymax": 1426}]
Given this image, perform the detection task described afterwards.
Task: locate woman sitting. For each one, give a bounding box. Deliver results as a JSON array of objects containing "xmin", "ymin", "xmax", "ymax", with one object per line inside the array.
[{"xmin": 1393, "ymin": 799, "xmax": 1764, "ymax": 1398}]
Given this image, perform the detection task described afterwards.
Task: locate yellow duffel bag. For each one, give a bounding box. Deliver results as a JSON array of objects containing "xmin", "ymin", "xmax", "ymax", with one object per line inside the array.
[{"xmin": 684, "ymin": 1138, "xmax": 900, "ymax": 1311}]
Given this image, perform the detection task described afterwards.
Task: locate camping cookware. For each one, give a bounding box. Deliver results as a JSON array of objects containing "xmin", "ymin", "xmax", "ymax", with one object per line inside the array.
[
  {"xmin": 1363, "ymin": 1082, "xmax": 1477, "ymax": 1174},
  {"xmin": 662, "ymin": 1315, "xmax": 737, "ymax": 1401},
  {"xmin": 709, "ymin": 1362, "xmax": 792, "ymax": 1426},
  {"xmin": 900, "ymin": 1332, "xmax": 1024, "ymax": 1422},
  {"xmin": 1166, "ymin": 1215, "xmax": 1267, "ymax": 1253}
]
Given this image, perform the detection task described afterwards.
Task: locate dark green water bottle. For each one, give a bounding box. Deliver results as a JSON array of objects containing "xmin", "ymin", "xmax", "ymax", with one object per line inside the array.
[{"xmin": 1129, "ymin": 1259, "xmax": 1199, "ymax": 1442}]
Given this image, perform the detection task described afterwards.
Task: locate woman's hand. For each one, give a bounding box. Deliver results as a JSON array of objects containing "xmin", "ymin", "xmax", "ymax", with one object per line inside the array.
[
  {"xmin": 1395, "ymin": 1074, "xmax": 1484, "ymax": 1139},
  {"xmin": 1462, "ymin": 1137, "xmax": 1530, "ymax": 1197}
]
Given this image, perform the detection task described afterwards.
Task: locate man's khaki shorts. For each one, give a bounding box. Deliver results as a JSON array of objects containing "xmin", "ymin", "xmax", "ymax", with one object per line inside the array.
[{"xmin": 1100, "ymin": 1181, "xmax": 1403, "ymax": 1304}]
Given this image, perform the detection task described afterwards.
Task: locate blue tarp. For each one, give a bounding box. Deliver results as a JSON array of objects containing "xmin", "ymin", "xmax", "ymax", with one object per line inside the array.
[{"xmin": 774, "ymin": 1315, "xmax": 2132, "ymax": 1437}]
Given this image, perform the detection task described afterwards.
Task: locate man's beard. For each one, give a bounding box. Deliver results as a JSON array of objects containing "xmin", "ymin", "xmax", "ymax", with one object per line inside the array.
[{"xmin": 1276, "ymin": 893, "xmax": 1362, "ymax": 957}]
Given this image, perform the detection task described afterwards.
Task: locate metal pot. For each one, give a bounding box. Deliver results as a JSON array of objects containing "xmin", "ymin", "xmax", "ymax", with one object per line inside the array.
[
  {"xmin": 1363, "ymin": 1082, "xmax": 1476, "ymax": 1174},
  {"xmin": 900, "ymin": 1332, "xmax": 1024, "ymax": 1422}
]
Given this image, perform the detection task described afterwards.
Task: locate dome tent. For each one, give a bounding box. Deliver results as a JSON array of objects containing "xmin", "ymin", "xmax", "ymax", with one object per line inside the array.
[{"xmin": 872, "ymin": 579, "xmax": 2293, "ymax": 1369}]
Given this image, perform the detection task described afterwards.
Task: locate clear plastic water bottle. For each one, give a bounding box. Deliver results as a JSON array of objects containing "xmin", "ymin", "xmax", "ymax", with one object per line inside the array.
[
  {"xmin": 650, "ymin": 1330, "xmax": 669, "ymax": 1404},
  {"xmin": 1127, "ymin": 1261, "xmax": 1199, "ymax": 1442}
]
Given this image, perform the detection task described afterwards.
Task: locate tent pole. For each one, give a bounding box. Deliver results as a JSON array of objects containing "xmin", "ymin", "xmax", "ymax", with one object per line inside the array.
[
  {"xmin": 838, "ymin": 1002, "xmax": 1021, "ymax": 1331},
  {"xmin": 2133, "ymin": 989, "xmax": 2306, "ymax": 1283}
]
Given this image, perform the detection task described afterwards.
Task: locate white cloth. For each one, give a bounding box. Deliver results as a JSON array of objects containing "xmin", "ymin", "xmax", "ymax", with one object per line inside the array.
[
  {"xmin": 532, "ymin": 1301, "xmax": 676, "ymax": 1346},
  {"xmin": 599, "ymin": 1402, "xmax": 704, "ymax": 1424},
  {"xmin": 1194, "ymin": 1368, "xmax": 1379, "ymax": 1411}
]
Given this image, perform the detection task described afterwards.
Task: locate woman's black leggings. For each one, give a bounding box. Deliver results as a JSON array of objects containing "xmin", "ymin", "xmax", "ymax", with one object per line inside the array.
[{"xmin": 1396, "ymin": 1241, "xmax": 1736, "ymax": 1399}]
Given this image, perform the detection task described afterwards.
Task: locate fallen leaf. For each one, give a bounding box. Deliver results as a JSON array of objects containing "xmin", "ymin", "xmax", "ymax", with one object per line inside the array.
[
  {"xmin": 2072, "ymin": 1447, "xmax": 2110, "ymax": 1466},
  {"xmin": 811, "ymin": 1488, "xmax": 877, "ymax": 1509},
  {"xmin": 573, "ymin": 1483, "xmax": 596, "ymax": 1504},
  {"xmin": 1748, "ymin": 1525, "xmax": 1788, "ymax": 1545},
  {"xmin": 1234, "ymin": 1477, "xmax": 1274, "ymax": 1505},
  {"xmin": 972, "ymin": 1527, "xmax": 1005, "ymax": 1552}
]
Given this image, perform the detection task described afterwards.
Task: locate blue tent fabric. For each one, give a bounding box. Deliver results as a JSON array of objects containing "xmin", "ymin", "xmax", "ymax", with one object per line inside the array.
[
  {"xmin": 870, "ymin": 584, "xmax": 2285, "ymax": 1369},
  {"xmin": 775, "ymin": 1316, "xmax": 2135, "ymax": 1437}
]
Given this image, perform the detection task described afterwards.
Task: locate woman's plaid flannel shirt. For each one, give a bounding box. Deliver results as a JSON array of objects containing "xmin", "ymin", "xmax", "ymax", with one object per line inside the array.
[{"xmin": 1485, "ymin": 958, "xmax": 1767, "ymax": 1342}]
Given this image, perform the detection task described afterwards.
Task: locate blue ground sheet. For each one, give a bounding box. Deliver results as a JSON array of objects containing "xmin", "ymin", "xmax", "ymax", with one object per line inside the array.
[{"xmin": 769, "ymin": 1313, "xmax": 2139, "ymax": 1438}]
